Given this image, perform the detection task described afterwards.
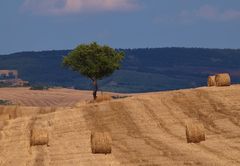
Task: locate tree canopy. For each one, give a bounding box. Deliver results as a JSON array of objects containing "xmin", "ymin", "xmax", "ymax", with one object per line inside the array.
[
  {"xmin": 63, "ymin": 42, "xmax": 125, "ymax": 99},
  {"xmin": 63, "ymin": 42, "xmax": 124, "ymax": 81}
]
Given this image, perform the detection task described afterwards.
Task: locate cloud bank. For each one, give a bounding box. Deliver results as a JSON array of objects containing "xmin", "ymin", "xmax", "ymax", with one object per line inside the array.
[
  {"xmin": 22, "ymin": 0, "xmax": 139, "ymax": 15},
  {"xmin": 183, "ymin": 5, "xmax": 240, "ymax": 22},
  {"xmin": 154, "ymin": 5, "xmax": 240, "ymax": 24}
]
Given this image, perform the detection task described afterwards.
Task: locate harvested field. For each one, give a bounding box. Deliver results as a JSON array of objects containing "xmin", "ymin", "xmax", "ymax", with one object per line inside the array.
[
  {"xmin": 0, "ymin": 85, "xmax": 240, "ymax": 165},
  {"xmin": 0, "ymin": 87, "xmax": 118, "ymax": 107}
]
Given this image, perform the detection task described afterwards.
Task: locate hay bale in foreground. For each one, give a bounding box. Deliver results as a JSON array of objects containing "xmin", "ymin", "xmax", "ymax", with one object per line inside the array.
[
  {"xmin": 215, "ymin": 73, "xmax": 231, "ymax": 86},
  {"xmin": 207, "ymin": 76, "xmax": 216, "ymax": 87},
  {"xmin": 186, "ymin": 122, "xmax": 205, "ymax": 143},
  {"xmin": 91, "ymin": 131, "xmax": 112, "ymax": 154},
  {"xmin": 30, "ymin": 129, "xmax": 49, "ymax": 146},
  {"xmin": 0, "ymin": 114, "xmax": 10, "ymax": 121}
]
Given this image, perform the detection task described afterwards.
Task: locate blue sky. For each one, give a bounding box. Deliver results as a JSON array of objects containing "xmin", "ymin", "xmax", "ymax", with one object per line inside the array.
[{"xmin": 1, "ymin": 0, "xmax": 240, "ymax": 54}]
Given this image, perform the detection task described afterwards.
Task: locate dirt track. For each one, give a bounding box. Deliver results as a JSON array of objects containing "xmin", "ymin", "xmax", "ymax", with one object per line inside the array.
[{"xmin": 0, "ymin": 86, "xmax": 240, "ymax": 165}]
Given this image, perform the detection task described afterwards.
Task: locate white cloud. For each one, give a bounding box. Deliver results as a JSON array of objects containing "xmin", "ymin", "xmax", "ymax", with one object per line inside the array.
[
  {"xmin": 221, "ymin": 9, "xmax": 240, "ymax": 21},
  {"xmin": 195, "ymin": 5, "xmax": 219, "ymax": 20},
  {"xmin": 22, "ymin": 0, "xmax": 140, "ymax": 15},
  {"xmin": 184, "ymin": 5, "xmax": 240, "ymax": 22}
]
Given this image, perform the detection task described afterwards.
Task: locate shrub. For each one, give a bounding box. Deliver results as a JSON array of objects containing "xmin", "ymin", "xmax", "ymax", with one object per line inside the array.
[
  {"xmin": 30, "ymin": 86, "xmax": 49, "ymax": 90},
  {"xmin": 0, "ymin": 99, "xmax": 12, "ymax": 105},
  {"xmin": 112, "ymin": 95, "xmax": 130, "ymax": 99}
]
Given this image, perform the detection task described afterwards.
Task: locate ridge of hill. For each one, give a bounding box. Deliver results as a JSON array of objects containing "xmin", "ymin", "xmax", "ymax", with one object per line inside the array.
[
  {"xmin": 0, "ymin": 87, "xmax": 122, "ymax": 107},
  {"xmin": 0, "ymin": 85, "xmax": 240, "ymax": 165},
  {"xmin": 1, "ymin": 48, "xmax": 240, "ymax": 92}
]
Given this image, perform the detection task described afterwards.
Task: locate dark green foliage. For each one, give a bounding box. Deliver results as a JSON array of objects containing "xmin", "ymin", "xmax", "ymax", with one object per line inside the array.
[
  {"xmin": 63, "ymin": 42, "xmax": 124, "ymax": 80},
  {"xmin": 0, "ymin": 99, "xmax": 12, "ymax": 105},
  {"xmin": 63, "ymin": 42, "xmax": 124, "ymax": 99},
  {"xmin": 30, "ymin": 85, "xmax": 49, "ymax": 90},
  {"xmin": 0, "ymin": 82, "xmax": 12, "ymax": 87},
  {"xmin": 112, "ymin": 95, "xmax": 130, "ymax": 99}
]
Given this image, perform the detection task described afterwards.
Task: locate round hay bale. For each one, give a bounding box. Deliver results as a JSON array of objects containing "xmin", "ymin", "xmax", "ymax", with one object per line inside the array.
[
  {"xmin": 30, "ymin": 129, "xmax": 49, "ymax": 146},
  {"xmin": 91, "ymin": 131, "xmax": 112, "ymax": 154},
  {"xmin": 207, "ymin": 76, "xmax": 216, "ymax": 87},
  {"xmin": 186, "ymin": 122, "xmax": 205, "ymax": 143},
  {"xmin": 215, "ymin": 73, "xmax": 231, "ymax": 86}
]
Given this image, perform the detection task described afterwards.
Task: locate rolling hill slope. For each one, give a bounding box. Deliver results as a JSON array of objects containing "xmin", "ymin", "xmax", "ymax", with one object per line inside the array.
[
  {"xmin": 0, "ymin": 85, "xmax": 240, "ymax": 165},
  {"xmin": 0, "ymin": 87, "xmax": 119, "ymax": 107}
]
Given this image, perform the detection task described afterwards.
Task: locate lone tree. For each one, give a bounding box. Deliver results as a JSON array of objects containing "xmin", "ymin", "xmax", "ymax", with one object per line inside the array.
[{"xmin": 63, "ymin": 42, "xmax": 124, "ymax": 100}]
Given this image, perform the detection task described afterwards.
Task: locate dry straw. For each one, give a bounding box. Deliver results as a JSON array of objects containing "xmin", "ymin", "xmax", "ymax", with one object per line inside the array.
[
  {"xmin": 207, "ymin": 76, "xmax": 216, "ymax": 87},
  {"xmin": 3, "ymin": 106, "xmax": 18, "ymax": 119},
  {"xmin": 0, "ymin": 114, "xmax": 10, "ymax": 121},
  {"xmin": 30, "ymin": 129, "xmax": 49, "ymax": 146},
  {"xmin": 39, "ymin": 107, "xmax": 56, "ymax": 114},
  {"xmin": 186, "ymin": 121, "xmax": 205, "ymax": 143},
  {"xmin": 215, "ymin": 73, "xmax": 231, "ymax": 86},
  {"xmin": 0, "ymin": 114, "xmax": 9, "ymax": 130},
  {"xmin": 95, "ymin": 94, "xmax": 112, "ymax": 103},
  {"xmin": 91, "ymin": 131, "xmax": 112, "ymax": 154},
  {"xmin": 0, "ymin": 106, "xmax": 4, "ymax": 112}
]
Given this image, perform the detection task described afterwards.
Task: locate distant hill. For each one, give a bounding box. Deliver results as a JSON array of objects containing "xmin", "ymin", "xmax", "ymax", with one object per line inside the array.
[{"xmin": 0, "ymin": 48, "xmax": 240, "ymax": 93}]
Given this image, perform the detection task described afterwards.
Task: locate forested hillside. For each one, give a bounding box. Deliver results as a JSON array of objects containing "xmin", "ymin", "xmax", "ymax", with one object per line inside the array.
[{"xmin": 0, "ymin": 48, "xmax": 240, "ymax": 92}]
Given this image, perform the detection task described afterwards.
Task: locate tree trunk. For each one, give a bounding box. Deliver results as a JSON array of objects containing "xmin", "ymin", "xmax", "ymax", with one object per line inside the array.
[{"xmin": 92, "ymin": 79, "xmax": 98, "ymax": 100}]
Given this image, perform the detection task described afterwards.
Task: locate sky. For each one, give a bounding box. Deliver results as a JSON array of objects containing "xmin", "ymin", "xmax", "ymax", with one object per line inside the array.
[{"xmin": 0, "ymin": 0, "xmax": 240, "ymax": 54}]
